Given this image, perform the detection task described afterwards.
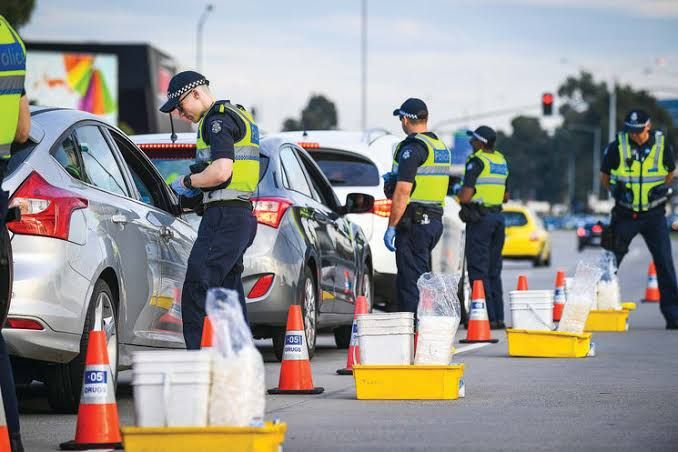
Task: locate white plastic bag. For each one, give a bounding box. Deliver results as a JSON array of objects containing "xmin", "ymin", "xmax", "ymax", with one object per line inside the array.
[
  {"xmin": 595, "ymin": 251, "xmax": 622, "ymax": 311},
  {"xmin": 558, "ymin": 262, "xmax": 603, "ymax": 334},
  {"xmin": 415, "ymin": 273, "xmax": 461, "ymax": 365},
  {"xmin": 205, "ymin": 288, "xmax": 265, "ymax": 427}
]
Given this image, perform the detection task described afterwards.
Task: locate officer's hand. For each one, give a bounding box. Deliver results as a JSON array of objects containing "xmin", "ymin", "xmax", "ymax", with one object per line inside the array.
[
  {"xmin": 170, "ymin": 177, "xmax": 185, "ymax": 193},
  {"xmin": 383, "ymin": 226, "xmax": 396, "ymax": 252}
]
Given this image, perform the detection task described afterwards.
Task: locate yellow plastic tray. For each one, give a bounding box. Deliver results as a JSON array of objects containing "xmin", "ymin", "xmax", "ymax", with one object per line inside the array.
[
  {"xmin": 506, "ymin": 329, "xmax": 592, "ymax": 358},
  {"xmin": 585, "ymin": 309, "xmax": 629, "ymax": 332},
  {"xmin": 121, "ymin": 422, "xmax": 286, "ymax": 452},
  {"xmin": 622, "ymin": 302, "xmax": 637, "ymax": 311},
  {"xmin": 353, "ymin": 364, "xmax": 464, "ymax": 400}
]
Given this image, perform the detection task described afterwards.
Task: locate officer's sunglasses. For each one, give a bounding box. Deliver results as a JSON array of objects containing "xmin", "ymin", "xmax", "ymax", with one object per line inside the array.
[{"xmin": 176, "ymin": 90, "xmax": 195, "ymax": 114}]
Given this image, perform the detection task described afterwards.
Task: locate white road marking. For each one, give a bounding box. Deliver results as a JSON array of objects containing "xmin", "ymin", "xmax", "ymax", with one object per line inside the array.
[{"xmin": 455, "ymin": 342, "xmax": 494, "ymax": 354}]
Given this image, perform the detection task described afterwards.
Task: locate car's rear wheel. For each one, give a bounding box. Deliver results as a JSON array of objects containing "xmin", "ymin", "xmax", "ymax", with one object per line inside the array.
[
  {"xmin": 0, "ymin": 226, "xmax": 12, "ymax": 327},
  {"xmin": 272, "ymin": 266, "xmax": 318, "ymax": 362},
  {"xmin": 45, "ymin": 279, "xmax": 118, "ymax": 413}
]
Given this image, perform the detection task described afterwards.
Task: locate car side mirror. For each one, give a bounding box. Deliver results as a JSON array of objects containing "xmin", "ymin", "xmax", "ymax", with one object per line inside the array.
[{"xmin": 343, "ymin": 193, "xmax": 374, "ymax": 215}]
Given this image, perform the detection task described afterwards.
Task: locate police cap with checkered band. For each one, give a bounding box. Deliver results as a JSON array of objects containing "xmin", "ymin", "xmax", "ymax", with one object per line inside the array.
[
  {"xmin": 159, "ymin": 70, "xmax": 210, "ymax": 113},
  {"xmin": 393, "ymin": 98, "xmax": 428, "ymax": 120}
]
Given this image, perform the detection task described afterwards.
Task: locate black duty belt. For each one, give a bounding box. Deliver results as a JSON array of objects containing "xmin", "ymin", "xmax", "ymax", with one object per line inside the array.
[{"xmin": 204, "ymin": 199, "xmax": 253, "ymax": 211}]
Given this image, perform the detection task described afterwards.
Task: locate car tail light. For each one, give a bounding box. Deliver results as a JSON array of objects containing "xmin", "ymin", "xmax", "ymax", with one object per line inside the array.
[
  {"xmin": 371, "ymin": 199, "xmax": 392, "ymax": 218},
  {"xmin": 576, "ymin": 227, "xmax": 586, "ymax": 237},
  {"xmin": 592, "ymin": 224, "xmax": 603, "ymax": 234},
  {"xmin": 247, "ymin": 274, "xmax": 274, "ymax": 299},
  {"xmin": 297, "ymin": 142, "xmax": 320, "ymax": 150},
  {"xmin": 137, "ymin": 143, "xmax": 196, "ymax": 160},
  {"xmin": 5, "ymin": 318, "xmax": 44, "ymax": 330},
  {"xmin": 7, "ymin": 172, "xmax": 88, "ymax": 241},
  {"xmin": 252, "ymin": 197, "xmax": 291, "ymax": 228}
]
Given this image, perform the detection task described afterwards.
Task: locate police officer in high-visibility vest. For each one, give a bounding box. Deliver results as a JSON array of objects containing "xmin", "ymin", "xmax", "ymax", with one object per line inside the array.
[
  {"xmin": 160, "ymin": 71, "xmax": 259, "ymax": 348},
  {"xmin": 384, "ymin": 98, "xmax": 450, "ymax": 314},
  {"xmin": 1, "ymin": 15, "xmax": 29, "ymax": 452},
  {"xmin": 458, "ymin": 126, "xmax": 509, "ymax": 329},
  {"xmin": 600, "ymin": 109, "xmax": 678, "ymax": 329}
]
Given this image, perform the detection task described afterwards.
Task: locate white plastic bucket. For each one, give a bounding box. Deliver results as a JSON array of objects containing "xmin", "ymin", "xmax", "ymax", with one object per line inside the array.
[
  {"xmin": 414, "ymin": 316, "xmax": 458, "ymax": 365},
  {"xmin": 132, "ymin": 350, "xmax": 212, "ymax": 427},
  {"xmin": 509, "ymin": 290, "xmax": 554, "ymax": 331},
  {"xmin": 356, "ymin": 313, "xmax": 414, "ymax": 365}
]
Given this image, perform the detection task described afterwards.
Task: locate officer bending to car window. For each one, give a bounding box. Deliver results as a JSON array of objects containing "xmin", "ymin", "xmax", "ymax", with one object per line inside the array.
[{"xmin": 160, "ymin": 71, "xmax": 260, "ymax": 349}]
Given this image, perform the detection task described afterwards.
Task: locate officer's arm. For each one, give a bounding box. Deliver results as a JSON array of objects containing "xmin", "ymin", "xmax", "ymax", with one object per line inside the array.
[
  {"xmin": 14, "ymin": 95, "xmax": 30, "ymax": 144},
  {"xmin": 666, "ymin": 170, "xmax": 675, "ymax": 184},
  {"xmin": 188, "ymin": 158, "xmax": 233, "ymax": 188},
  {"xmin": 458, "ymin": 187, "xmax": 475, "ymax": 204},
  {"xmin": 388, "ymin": 182, "xmax": 413, "ymax": 228},
  {"xmin": 458, "ymin": 157, "xmax": 481, "ymax": 204},
  {"xmin": 600, "ymin": 172, "xmax": 611, "ymax": 191}
]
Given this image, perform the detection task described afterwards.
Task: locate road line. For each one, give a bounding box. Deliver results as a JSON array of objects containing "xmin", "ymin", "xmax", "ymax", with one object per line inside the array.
[{"xmin": 455, "ymin": 342, "xmax": 494, "ymax": 354}]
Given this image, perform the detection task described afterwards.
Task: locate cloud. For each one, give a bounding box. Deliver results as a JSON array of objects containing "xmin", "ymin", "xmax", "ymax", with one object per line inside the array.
[{"xmin": 498, "ymin": 0, "xmax": 678, "ymax": 18}]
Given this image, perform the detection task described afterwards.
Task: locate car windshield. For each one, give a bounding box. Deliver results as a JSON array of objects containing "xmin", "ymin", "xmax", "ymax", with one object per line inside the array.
[
  {"xmin": 503, "ymin": 211, "xmax": 528, "ymax": 227},
  {"xmin": 309, "ymin": 149, "xmax": 380, "ymax": 187}
]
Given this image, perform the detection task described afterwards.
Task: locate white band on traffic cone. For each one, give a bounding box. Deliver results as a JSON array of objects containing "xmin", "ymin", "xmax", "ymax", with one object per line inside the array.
[
  {"xmin": 469, "ymin": 298, "xmax": 489, "ymax": 321},
  {"xmin": 80, "ymin": 364, "xmax": 117, "ymax": 405},
  {"xmin": 349, "ymin": 320, "xmax": 359, "ymax": 347},
  {"xmin": 554, "ymin": 286, "xmax": 566, "ymax": 305},
  {"xmin": 648, "ymin": 275, "xmax": 658, "ymax": 288},
  {"xmin": 282, "ymin": 330, "xmax": 309, "ymax": 361}
]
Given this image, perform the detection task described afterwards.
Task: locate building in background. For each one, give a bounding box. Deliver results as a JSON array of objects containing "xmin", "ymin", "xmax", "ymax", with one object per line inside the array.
[
  {"xmin": 658, "ymin": 99, "xmax": 678, "ymax": 125},
  {"xmin": 25, "ymin": 42, "xmax": 192, "ymax": 135}
]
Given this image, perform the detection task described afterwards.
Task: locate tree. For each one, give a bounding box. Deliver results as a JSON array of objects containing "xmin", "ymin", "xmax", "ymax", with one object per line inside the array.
[
  {"xmin": 0, "ymin": 0, "xmax": 36, "ymax": 29},
  {"xmin": 282, "ymin": 94, "xmax": 338, "ymax": 131}
]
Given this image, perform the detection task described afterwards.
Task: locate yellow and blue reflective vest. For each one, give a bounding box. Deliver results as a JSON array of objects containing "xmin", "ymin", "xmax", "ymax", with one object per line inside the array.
[
  {"xmin": 0, "ymin": 15, "xmax": 26, "ymax": 160},
  {"xmin": 610, "ymin": 132, "xmax": 668, "ymax": 212},
  {"xmin": 466, "ymin": 149, "xmax": 508, "ymax": 207},
  {"xmin": 196, "ymin": 102, "xmax": 260, "ymax": 203},
  {"xmin": 391, "ymin": 133, "xmax": 450, "ymax": 206}
]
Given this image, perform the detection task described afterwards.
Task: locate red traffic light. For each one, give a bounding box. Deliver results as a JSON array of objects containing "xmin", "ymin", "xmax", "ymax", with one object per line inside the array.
[
  {"xmin": 542, "ymin": 92, "xmax": 554, "ymax": 115},
  {"xmin": 542, "ymin": 93, "xmax": 554, "ymax": 104}
]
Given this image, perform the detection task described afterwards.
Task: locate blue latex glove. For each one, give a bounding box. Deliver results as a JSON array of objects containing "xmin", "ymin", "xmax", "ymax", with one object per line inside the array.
[
  {"xmin": 383, "ymin": 226, "xmax": 396, "ymax": 252},
  {"xmin": 170, "ymin": 176, "xmax": 201, "ymax": 197}
]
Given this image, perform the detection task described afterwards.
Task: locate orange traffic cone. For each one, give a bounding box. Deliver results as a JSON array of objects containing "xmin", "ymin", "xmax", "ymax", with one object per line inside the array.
[
  {"xmin": 516, "ymin": 275, "xmax": 528, "ymax": 291},
  {"xmin": 268, "ymin": 305, "xmax": 324, "ymax": 394},
  {"xmin": 60, "ymin": 330, "xmax": 122, "ymax": 450},
  {"xmin": 337, "ymin": 296, "xmax": 369, "ymax": 375},
  {"xmin": 460, "ymin": 280, "xmax": 498, "ymax": 344},
  {"xmin": 553, "ymin": 270, "xmax": 566, "ymax": 322},
  {"xmin": 200, "ymin": 316, "xmax": 215, "ymax": 350},
  {"xmin": 0, "ymin": 387, "xmax": 11, "ymax": 452},
  {"xmin": 642, "ymin": 262, "xmax": 660, "ymax": 303}
]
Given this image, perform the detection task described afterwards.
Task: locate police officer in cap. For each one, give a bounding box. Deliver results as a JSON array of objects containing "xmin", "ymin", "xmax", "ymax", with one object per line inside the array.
[
  {"xmin": 600, "ymin": 109, "xmax": 678, "ymax": 329},
  {"xmin": 0, "ymin": 14, "xmax": 28, "ymax": 452},
  {"xmin": 160, "ymin": 71, "xmax": 260, "ymax": 348},
  {"xmin": 384, "ymin": 98, "xmax": 451, "ymax": 314},
  {"xmin": 458, "ymin": 126, "xmax": 509, "ymax": 329}
]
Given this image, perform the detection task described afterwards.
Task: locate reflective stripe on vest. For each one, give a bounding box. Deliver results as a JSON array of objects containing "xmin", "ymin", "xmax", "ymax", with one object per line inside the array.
[
  {"xmin": 467, "ymin": 150, "xmax": 508, "ymax": 206},
  {"xmin": 0, "ymin": 16, "xmax": 27, "ymax": 159},
  {"xmin": 196, "ymin": 102, "xmax": 260, "ymax": 203},
  {"xmin": 610, "ymin": 132, "xmax": 668, "ymax": 212},
  {"xmin": 391, "ymin": 133, "xmax": 450, "ymax": 206}
]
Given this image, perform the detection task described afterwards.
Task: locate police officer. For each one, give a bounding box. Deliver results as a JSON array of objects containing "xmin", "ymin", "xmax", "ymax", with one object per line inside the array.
[
  {"xmin": 384, "ymin": 98, "xmax": 450, "ymax": 314},
  {"xmin": 0, "ymin": 14, "xmax": 28, "ymax": 452},
  {"xmin": 458, "ymin": 126, "xmax": 509, "ymax": 329},
  {"xmin": 600, "ymin": 109, "xmax": 678, "ymax": 329},
  {"xmin": 160, "ymin": 71, "xmax": 260, "ymax": 349}
]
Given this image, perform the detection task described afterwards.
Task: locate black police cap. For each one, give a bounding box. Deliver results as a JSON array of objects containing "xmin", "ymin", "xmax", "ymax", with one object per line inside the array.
[
  {"xmin": 623, "ymin": 109, "xmax": 651, "ymax": 133},
  {"xmin": 466, "ymin": 125, "xmax": 496, "ymax": 145},
  {"xmin": 393, "ymin": 98, "xmax": 428, "ymax": 120},
  {"xmin": 160, "ymin": 70, "xmax": 210, "ymax": 113}
]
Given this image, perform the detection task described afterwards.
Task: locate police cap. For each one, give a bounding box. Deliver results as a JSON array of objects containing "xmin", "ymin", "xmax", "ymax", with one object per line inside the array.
[
  {"xmin": 466, "ymin": 125, "xmax": 496, "ymax": 146},
  {"xmin": 393, "ymin": 98, "xmax": 428, "ymax": 120},
  {"xmin": 623, "ymin": 109, "xmax": 651, "ymax": 133},
  {"xmin": 160, "ymin": 70, "xmax": 210, "ymax": 113}
]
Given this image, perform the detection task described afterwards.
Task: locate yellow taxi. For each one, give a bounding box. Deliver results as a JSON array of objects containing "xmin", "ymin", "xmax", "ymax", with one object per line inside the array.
[{"xmin": 501, "ymin": 204, "xmax": 551, "ymax": 267}]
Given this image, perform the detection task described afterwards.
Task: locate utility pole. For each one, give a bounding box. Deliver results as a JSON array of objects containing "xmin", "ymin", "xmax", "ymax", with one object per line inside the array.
[
  {"xmin": 196, "ymin": 4, "xmax": 214, "ymax": 72},
  {"xmin": 608, "ymin": 77, "xmax": 617, "ymax": 143},
  {"xmin": 361, "ymin": 0, "xmax": 367, "ymax": 131},
  {"xmin": 568, "ymin": 125, "xmax": 602, "ymax": 198}
]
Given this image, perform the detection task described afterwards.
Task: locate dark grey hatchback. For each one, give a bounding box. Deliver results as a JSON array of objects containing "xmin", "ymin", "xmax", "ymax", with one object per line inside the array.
[{"xmin": 132, "ymin": 133, "xmax": 375, "ymax": 360}]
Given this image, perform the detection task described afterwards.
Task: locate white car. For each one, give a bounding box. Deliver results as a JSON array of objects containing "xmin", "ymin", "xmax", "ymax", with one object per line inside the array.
[{"xmin": 269, "ymin": 130, "xmax": 467, "ymax": 310}]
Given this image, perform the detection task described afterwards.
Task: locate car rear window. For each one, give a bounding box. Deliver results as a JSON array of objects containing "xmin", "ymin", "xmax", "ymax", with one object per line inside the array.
[
  {"xmin": 503, "ymin": 211, "xmax": 528, "ymax": 227},
  {"xmin": 309, "ymin": 149, "xmax": 380, "ymax": 187}
]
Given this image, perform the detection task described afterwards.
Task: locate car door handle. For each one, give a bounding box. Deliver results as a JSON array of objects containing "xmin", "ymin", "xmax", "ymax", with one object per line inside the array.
[
  {"xmin": 111, "ymin": 215, "xmax": 128, "ymax": 225},
  {"xmin": 159, "ymin": 226, "xmax": 174, "ymax": 240}
]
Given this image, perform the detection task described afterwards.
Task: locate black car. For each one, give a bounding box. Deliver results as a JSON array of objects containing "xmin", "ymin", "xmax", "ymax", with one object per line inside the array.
[
  {"xmin": 133, "ymin": 133, "xmax": 375, "ymax": 361},
  {"xmin": 577, "ymin": 220, "xmax": 607, "ymax": 251}
]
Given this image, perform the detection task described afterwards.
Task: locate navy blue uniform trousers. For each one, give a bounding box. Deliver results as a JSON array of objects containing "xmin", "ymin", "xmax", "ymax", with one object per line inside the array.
[
  {"xmin": 465, "ymin": 212, "xmax": 506, "ymax": 322},
  {"xmin": 612, "ymin": 206, "xmax": 678, "ymax": 325},
  {"xmin": 1, "ymin": 185, "xmax": 21, "ymax": 439},
  {"xmin": 181, "ymin": 204, "xmax": 257, "ymax": 349},
  {"xmin": 395, "ymin": 218, "xmax": 443, "ymax": 314}
]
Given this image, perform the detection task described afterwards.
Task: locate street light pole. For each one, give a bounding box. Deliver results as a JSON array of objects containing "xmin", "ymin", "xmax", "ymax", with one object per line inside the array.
[
  {"xmin": 361, "ymin": 0, "xmax": 367, "ymax": 131},
  {"xmin": 568, "ymin": 125, "xmax": 602, "ymax": 198},
  {"xmin": 196, "ymin": 4, "xmax": 214, "ymax": 72},
  {"xmin": 608, "ymin": 77, "xmax": 617, "ymax": 143}
]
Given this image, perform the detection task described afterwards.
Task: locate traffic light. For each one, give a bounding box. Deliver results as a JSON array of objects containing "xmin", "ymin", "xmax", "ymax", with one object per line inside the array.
[{"xmin": 542, "ymin": 92, "xmax": 554, "ymax": 116}]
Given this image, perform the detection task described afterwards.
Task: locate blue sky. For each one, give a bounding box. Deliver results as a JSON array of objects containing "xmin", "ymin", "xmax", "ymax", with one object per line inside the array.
[{"xmin": 19, "ymin": 0, "xmax": 678, "ymax": 134}]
